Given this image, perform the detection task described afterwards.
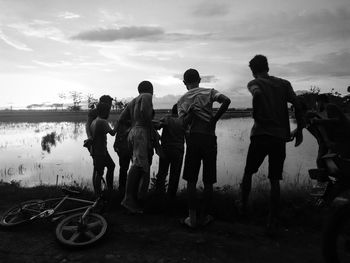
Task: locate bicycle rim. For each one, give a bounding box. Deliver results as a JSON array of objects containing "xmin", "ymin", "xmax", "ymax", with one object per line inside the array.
[
  {"xmin": 55, "ymin": 212, "xmax": 107, "ymax": 247},
  {"xmin": 0, "ymin": 200, "xmax": 45, "ymax": 227}
]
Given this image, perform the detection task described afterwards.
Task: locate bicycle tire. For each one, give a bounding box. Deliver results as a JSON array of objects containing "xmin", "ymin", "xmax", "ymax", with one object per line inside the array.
[
  {"xmin": 55, "ymin": 212, "xmax": 107, "ymax": 248},
  {"xmin": 323, "ymin": 203, "xmax": 350, "ymax": 263},
  {"xmin": 0, "ymin": 199, "xmax": 45, "ymax": 227}
]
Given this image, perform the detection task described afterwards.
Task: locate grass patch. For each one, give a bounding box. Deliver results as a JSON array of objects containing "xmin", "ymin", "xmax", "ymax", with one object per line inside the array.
[{"xmin": 0, "ymin": 180, "xmax": 324, "ymax": 230}]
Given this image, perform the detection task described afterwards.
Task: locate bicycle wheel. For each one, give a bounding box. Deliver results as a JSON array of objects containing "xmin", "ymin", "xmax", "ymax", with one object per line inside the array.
[
  {"xmin": 0, "ymin": 199, "xmax": 45, "ymax": 227},
  {"xmin": 323, "ymin": 203, "xmax": 350, "ymax": 263},
  {"xmin": 55, "ymin": 212, "xmax": 107, "ymax": 248}
]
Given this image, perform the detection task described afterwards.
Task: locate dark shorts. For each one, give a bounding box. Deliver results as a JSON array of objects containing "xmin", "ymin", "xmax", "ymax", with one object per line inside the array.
[
  {"xmin": 244, "ymin": 135, "xmax": 286, "ymax": 180},
  {"xmin": 183, "ymin": 133, "xmax": 217, "ymax": 184}
]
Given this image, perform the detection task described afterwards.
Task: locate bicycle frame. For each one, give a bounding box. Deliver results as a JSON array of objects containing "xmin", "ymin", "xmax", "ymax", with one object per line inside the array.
[{"xmin": 29, "ymin": 195, "xmax": 100, "ymax": 221}]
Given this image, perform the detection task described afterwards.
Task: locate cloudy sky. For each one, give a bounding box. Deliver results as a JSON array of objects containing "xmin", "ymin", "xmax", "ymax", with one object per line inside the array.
[{"xmin": 0, "ymin": 0, "xmax": 349, "ymax": 109}]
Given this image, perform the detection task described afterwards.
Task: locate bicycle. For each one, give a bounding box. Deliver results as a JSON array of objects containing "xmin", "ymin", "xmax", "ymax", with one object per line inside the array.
[{"xmin": 0, "ymin": 187, "xmax": 108, "ymax": 248}]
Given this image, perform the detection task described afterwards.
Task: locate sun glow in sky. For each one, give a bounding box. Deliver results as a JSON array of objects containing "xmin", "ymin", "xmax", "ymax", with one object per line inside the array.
[{"xmin": 0, "ymin": 0, "xmax": 349, "ymax": 109}]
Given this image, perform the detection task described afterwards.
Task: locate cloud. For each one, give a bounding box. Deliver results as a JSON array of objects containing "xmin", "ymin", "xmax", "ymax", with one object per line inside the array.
[
  {"xmin": 214, "ymin": 7, "xmax": 350, "ymax": 48},
  {"xmin": 8, "ymin": 22, "xmax": 67, "ymax": 43},
  {"xmin": 201, "ymin": 75, "xmax": 219, "ymax": 83},
  {"xmin": 58, "ymin": 12, "xmax": 81, "ymax": 19},
  {"xmin": 71, "ymin": 26, "xmax": 164, "ymax": 41},
  {"xmin": 0, "ymin": 30, "xmax": 32, "ymax": 51},
  {"xmin": 153, "ymin": 94, "xmax": 181, "ymax": 109},
  {"xmin": 279, "ymin": 52, "xmax": 350, "ymax": 78},
  {"xmin": 193, "ymin": 2, "xmax": 230, "ymax": 17},
  {"xmin": 32, "ymin": 60, "xmax": 106, "ymax": 68},
  {"xmin": 174, "ymin": 74, "xmax": 218, "ymax": 83},
  {"xmin": 71, "ymin": 25, "xmax": 212, "ymax": 42}
]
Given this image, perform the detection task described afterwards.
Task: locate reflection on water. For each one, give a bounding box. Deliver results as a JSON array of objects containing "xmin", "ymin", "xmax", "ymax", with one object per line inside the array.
[
  {"xmin": 0, "ymin": 119, "xmax": 317, "ymax": 188},
  {"xmin": 41, "ymin": 132, "xmax": 62, "ymax": 153}
]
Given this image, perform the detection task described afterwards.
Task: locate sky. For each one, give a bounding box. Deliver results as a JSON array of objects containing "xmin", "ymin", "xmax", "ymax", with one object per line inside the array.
[{"xmin": 0, "ymin": 0, "xmax": 349, "ymax": 109}]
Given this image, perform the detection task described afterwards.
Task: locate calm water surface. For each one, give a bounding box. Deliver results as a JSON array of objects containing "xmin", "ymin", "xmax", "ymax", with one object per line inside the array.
[{"xmin": 0, "ymin": 119, "xmax": 317, "ymax": 188}]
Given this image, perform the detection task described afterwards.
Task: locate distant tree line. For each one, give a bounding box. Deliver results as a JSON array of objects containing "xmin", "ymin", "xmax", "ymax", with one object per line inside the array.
[{"xmin": 26, "ymin": 91, "xmax": 128, "ymax": 111}]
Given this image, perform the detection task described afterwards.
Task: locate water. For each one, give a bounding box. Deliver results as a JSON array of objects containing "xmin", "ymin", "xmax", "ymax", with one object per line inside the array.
[{"xmin": 0, "ymin": 119, "xmax": 317, "ymax": 188}]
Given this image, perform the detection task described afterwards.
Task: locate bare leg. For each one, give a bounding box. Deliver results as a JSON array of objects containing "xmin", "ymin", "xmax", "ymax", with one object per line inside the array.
[
  {"xmin": 200, "ymin": 183, "xmax": 213, "ymax": 216},
  {"xmin": 121, "ymin": 165, "xmax": 142, "ymax": 213},
  {"xmin": 268, "ymin": 179, "xmax": 280, "ymax": 225},
  {"xmin": 187, "ymin": 181, "xmax": 197, "ymax": 226},
  {"xmin": 240, "ymin": 172, "xmax": 253, "ymax": 213},
  {"xmin": 138, "ymin": 170, "xmax": 150, "ymax": 201},
  {"xmin": 93, "ymin": 169, "xmax": 102, "ymax": 197}
]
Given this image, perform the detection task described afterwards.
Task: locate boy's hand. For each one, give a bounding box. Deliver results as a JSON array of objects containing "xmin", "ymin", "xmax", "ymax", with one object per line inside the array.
[
  {"xmin": 290, "ymin": 128, "xmax": 303, "ymax": 147},
  {"xmin": 83, "ymin": 138, "xmax": 93, "ymax": 148}
]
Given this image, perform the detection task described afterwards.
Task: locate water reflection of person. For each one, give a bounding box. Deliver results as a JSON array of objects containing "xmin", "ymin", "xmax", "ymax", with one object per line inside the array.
[
  {"xmin": 90, "ymin": 102, "xmax": 117, "ymax": 196},
  {"xmin": 118, "ymin": 81, "xmax": 154, "ymax": 214},
  {"xmin": 239, "ymin": 55, "xmax": 304, "ymax": 234}
]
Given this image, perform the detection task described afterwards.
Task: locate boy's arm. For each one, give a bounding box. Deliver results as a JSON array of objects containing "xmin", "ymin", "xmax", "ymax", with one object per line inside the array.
[
  {"xmin": 85, "ymin": 117, "xmax": 93, "ymax": 139},
  {"xmin": 287, "ymin": 85, "xmax": 305, "ymax": 146},
  {"xmin": 212, "ymin": 92, "xmax": 231, "ymax": 123},
  {"xmin": 248, "ymin": 84, "xmax": 276, "ymax": 125},
  {"xmin": 117, "ymin": 104, "xmax": 130, "ymax": 130},
  {"xmin": 104, "ymin": 121, "xmax": 117, "ymax": 136}
]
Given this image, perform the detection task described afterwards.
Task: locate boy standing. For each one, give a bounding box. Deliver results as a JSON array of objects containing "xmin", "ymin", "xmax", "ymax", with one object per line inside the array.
[
  {"xmin": 178, "ymin": 68, "xmax": 231, "ymax": 228},
  {"xmin": 155, "ymin": 104, "xmax": 185, "ymax": 199},
  {"xmin": 113, "ymin": 120, "xmax": 132, "ymax": 196},
  {"xmin": 90, "ymin": 102, "xmax": 117, "ymax": 196},
  {"xmin": 240, "ymin": 55, "xmax": 304, "ymax": 231},
  {"xmin": 119, "ymin": 81, "xmax": 154, "ymax": 213}
]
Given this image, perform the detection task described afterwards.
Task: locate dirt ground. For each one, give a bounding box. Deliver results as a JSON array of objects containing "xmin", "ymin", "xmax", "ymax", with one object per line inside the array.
[{"xmin": 0, "ymin": 198, "xmax": 323, "ymax": 263}]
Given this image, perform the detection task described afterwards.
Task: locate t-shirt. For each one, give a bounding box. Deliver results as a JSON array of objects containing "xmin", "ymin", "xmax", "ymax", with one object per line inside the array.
[
  {"xmin": 177, "ymin": 87, "xmax": 222, "ymax": 135},
  {"xmin": 160, "ymin": 115, "xmax": 185, "ymax": 151},
  {"xmin": 90, "ymin": 117, "xmax": 112, "ymax": 156},
  {"xmin": 247, "ymin": 75, "xmax": 297, "ymax": 140}
]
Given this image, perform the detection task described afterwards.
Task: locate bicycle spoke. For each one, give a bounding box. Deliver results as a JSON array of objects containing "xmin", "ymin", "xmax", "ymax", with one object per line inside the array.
[
  {"xmin": 8, "ymin": 215, "xmax": 21, "ymax": 223},
  {"xmin": 7, "ymin": 209, "xmax": 20, "ymax": 216},
  {"xmin": 62, "ymin": 225, "xmax": 78, "ymax": 232},
  {"xmin": 84, "ymin": 230, "xmax": 96, "ymax": 240},
  {"xmin": 86, "ymin": 221, "xmax": 101, "ymax": 229},
  {"xmin": 69, "ymin": 232, "xmax": 80, "ymax": 242},
  {"xmin": 7, "ymin": 217, "xmax": 16, "ymax": 224}
]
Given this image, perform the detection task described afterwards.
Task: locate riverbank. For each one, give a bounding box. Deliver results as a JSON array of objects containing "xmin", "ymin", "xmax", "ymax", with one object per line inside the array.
[
  {"xmin": 0, "ymin": 109, "xmax": 252, "ymax": 123},
  {"xmin": 0, "ymin": 182, "xmax": 325, "ymax": 263}
]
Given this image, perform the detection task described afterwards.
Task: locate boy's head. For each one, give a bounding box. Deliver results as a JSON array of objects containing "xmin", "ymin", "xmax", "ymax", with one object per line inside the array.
[
  {"xmin": 183, "ymin": 68, "xmax": 201, "ymax": 88},
  {"xmin": 249, "ymin": 55, "xmax": 269, "ymax": 76},
  {"xmin": 138, "ymin": 81, "xmax": 153, "ymax": 95},
  {"xmin": 96, "ymin": 102, "xmax": 111, "ymax": 119},
  {"xmin": 99, "ymin": 95, "xmax": 113, "ymax": 106},
  {"xmin": 171, "ymin": 103, "xmax": 178, "ymax": 116}
]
